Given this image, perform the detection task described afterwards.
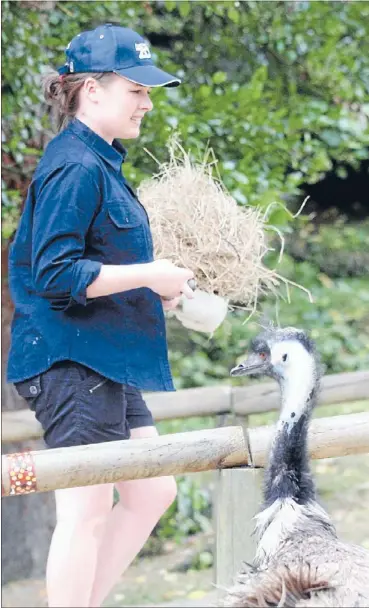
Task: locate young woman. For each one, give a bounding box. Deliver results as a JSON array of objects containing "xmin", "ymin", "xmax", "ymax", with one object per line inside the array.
[{"xmin": 7, "ymin": 23, "xmax": 194, "ymax": 608}]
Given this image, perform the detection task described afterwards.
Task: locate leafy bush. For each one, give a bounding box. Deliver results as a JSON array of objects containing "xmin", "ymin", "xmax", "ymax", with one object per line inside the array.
[
  {"xmin": 287, "ymin": 218, "xmax": 369, "ymax": 277},
  {"xmin": 2, "ymin": 1, "xmax": 369, "ymax": 236},
  {"xmin": 155, "ymin": 475, "xmax": 213, "ymax": 542}
]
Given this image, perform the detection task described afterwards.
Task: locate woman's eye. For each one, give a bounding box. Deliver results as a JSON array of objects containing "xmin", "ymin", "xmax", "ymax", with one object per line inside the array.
[{"xmin": 131, "ymin": 89, "xmax": 151, "ymax": 95}]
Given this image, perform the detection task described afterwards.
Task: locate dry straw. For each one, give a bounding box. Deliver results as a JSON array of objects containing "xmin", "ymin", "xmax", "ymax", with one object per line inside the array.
[{"xmin": 138, "ymin": 138, "xmax": 311, "ymax": 316}]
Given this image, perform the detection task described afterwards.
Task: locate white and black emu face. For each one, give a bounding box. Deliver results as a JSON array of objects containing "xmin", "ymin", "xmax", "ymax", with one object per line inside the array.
[
  {"xmin": 231, "ymin": 327, "xmax": 319, "ymax": 427},
  {"xmin": 230, "ymin": 327, "xmax": 316, "ymax": 384}
]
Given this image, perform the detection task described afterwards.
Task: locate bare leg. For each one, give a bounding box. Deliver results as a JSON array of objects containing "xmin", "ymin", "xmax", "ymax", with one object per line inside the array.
[
  {"xmin": 46, "ymin": 483, "xmax": 114, "ymax": 608},
  {"xmin": 89, "ymin": 427, "xmax": 177, "ymax": 607}
]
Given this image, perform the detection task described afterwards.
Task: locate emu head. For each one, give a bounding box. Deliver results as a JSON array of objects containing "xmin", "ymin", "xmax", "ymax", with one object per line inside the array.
[{"xmin": 230, "ymin": 327, "xmax": 319, "ymax": 385}]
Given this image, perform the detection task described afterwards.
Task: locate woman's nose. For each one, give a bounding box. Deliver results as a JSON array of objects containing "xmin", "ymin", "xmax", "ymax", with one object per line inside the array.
[{"xmin": 141, "ymin": 94, "xmax": 153, "ymax": 112}]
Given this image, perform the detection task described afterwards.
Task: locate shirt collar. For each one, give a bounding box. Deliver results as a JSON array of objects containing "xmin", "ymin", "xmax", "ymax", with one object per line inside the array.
[{"xmin": 68, "ymin": 118, "xmax": 127, "ymax": 173}]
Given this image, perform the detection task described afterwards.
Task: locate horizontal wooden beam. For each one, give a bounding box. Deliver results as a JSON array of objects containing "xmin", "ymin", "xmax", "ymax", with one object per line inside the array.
[
  {"xmin": 1, "ymin": 385, "xmax": 233, "ymax": 444},
  {"xmin": 1, "ymin": 426, "xmax": 248, "ymax": 496},
  {"xmin": 232, "ymin": 369, "xmax": 369, "ymax": 416},
  {"xmin": 249, "ymin": 411, "xmax": 369, "ymax": 467},
  {"xmin": 2, "ymin": 371, "xmax": 368, "ymax": 444},
  {"xmin": 146, "ymin": 384, "xmax": 232, "ymax": 419},
  {"xmin": 2, "ymin": 412, "xmax": 369, "ymax": 497}
]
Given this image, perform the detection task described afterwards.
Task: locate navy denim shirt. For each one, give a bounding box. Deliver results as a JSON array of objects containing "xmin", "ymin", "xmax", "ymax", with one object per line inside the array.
[{"xmin": 7, "ymin": 118, "xmax": 174, "ymax": 392}]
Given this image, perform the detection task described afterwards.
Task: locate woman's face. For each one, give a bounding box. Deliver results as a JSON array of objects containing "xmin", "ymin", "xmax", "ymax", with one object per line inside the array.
[{"xmin": 78, "ymin": 73, "xmax": 153, "ymax": 142}]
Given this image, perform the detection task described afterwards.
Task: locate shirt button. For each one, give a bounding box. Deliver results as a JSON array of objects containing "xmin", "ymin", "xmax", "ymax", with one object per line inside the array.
[{"xmin": 30, "ymin": 386, "xmax": 38, "ymax": 396}]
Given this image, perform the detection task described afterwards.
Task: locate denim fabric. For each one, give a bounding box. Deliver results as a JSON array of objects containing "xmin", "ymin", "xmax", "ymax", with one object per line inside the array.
[
  {"xmin": 7, "ymin": 118, "xmax": 174, "ymax": 392},
  {"xmin": 15, "ymin": 361, "xmax": 154, "ymax": 448}
]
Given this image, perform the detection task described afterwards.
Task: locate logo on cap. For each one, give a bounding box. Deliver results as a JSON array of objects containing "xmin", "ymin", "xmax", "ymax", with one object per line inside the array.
[{"xmin": 135, "ymin": 42, "xmax": 151, "ymax": 59}]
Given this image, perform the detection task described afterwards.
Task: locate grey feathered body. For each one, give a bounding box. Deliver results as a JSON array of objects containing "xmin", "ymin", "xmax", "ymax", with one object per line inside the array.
[{"xmin": 224, "ymin": 503, "xmax": 369, "ymax": 607}]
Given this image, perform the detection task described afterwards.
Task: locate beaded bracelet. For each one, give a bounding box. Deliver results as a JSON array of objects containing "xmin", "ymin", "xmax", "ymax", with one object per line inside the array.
[{"xmin": 5, "ymin": 452, "xmax": 37, "ymax": 495}]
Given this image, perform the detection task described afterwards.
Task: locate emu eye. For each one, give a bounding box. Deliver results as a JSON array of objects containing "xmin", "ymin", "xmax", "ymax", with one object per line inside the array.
[
  {"xmin": 259, "ymin": 352, "xmax": 267, "ymax": 360},
  {"xmin": 282, "ymin": 353, "xmax": 288, "ymax": 362}
]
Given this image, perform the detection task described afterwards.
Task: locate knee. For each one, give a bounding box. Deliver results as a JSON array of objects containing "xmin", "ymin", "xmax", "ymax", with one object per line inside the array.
[
  {"xmin": 118, "ymin": 476, "xmax": 177, "ymax": 517},
  {"xmin": 144, "ymin": 476, "xmax": 177, "ymax": 518},
  {"xmin": 156, "ymin": 475, "xmax": 177, "ymax": 513}
]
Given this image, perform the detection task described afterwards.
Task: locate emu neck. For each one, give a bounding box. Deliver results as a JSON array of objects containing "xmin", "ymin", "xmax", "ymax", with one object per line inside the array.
[{"xmin": 263, "ymin": 365, "xmax": 318, "ymax": 508}]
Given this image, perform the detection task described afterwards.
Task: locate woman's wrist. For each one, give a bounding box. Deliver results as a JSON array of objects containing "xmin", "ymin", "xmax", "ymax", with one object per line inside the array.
[{"xmin": 86, "ymin": 263, "xmax": 151, "ymax": 298}]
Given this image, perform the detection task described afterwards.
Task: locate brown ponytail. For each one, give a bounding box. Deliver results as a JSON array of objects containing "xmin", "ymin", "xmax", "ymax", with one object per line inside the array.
[{"xmin": 42, "ymin": 70, "xmax": 115, "ymax": 131}]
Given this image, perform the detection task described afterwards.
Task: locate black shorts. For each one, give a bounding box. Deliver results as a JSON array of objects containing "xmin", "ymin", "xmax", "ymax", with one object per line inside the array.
[{"xmin": 14, "ymin": 361, "xmax": 154, "ymax": 449}]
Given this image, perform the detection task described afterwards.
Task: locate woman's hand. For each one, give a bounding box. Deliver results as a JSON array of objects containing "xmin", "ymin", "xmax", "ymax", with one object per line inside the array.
[
  {"xmin": 143, "ymin": 259, "xmax": 195, "ymax": 300},
  {"xmin": 161, "ymin": 296, "xmax": 181, "ymax": 311}
]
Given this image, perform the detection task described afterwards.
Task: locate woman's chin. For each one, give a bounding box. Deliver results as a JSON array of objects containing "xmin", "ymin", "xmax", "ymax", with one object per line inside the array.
[{"xmin": 119, "ymin": 125, "xmax": 141, "ymax": 140}]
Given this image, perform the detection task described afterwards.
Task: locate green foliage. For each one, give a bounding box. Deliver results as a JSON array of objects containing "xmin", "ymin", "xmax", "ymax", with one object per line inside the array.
[
  {"xmin": 2, "ymin": 1, "xmax": 369, "ymax": 234},
  {"xmin": 1, "ymin": 182, "xmax": 22, "ymax": 240},
  {"xmin": 287, "ymin": 218, "xmax": 369, "ymax": 277},
  {"xmin": 155, "ymin": 475, "xmax": 212, "ymax": 542},
  {"xmin": 191, "ymin": 550, "xmax": 214, "ymax": 571}
]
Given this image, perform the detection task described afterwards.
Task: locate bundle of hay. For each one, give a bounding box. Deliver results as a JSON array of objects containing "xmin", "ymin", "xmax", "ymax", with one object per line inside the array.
[{"xmin": 138, "ymin": 140, "xmax": 307, "ymax": 322}]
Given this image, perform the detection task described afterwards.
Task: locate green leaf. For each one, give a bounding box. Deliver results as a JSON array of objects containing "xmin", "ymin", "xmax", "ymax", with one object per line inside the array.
[
  {"xmin": 178, "ymin": 1, "xmax": 190, "ymax": 18},
  {"xmin": 227, "ymin": 6, "xmax": 240, "ymax": 23},
  {"xmin": 213, "ymin": 71, "xmax": 227, "ymax": 84}
]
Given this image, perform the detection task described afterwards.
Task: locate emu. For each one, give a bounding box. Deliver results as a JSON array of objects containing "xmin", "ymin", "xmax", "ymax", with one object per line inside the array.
[{"xmin": 222, "ymin": 327, "xmax": 369, "ymax": 607}]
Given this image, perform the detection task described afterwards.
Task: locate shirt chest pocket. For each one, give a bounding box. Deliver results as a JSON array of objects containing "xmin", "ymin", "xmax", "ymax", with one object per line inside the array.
[
  {"xmin": 100, "ymin": 200, "xmax": 151, "ymax": 264},
  {"xmin": 107, "ymin": 201, "xmax": 142, "ymax": 229}
]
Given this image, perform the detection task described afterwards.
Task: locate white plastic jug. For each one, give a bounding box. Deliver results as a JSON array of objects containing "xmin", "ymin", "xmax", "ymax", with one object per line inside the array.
[{"xmin": 173, "ymin": 289, "xmax": 228, "ymax": 333}]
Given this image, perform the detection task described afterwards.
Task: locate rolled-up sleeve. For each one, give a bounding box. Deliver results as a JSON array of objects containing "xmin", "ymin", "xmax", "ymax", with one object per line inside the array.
[{"xmin": 32, "ymin": 163, "xmax": 102, "ymax": 311}]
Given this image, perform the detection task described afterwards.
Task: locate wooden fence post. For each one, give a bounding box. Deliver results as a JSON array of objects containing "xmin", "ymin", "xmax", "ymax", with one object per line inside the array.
[
  {"xmin": 214, "ymin": 466, "xmax": 263, "ymax": 594},
  {"xmin": 214, "ymin": 404, "xmax": 264, "ymax": 599}
]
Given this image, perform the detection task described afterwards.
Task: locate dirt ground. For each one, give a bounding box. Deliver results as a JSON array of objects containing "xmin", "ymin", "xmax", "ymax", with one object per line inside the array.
[
  {"xmin": 2, "ymin": 452, "xmax": 369, "ymax": 608},
  {"xmin": 2, "ymin": 533, "xmax": 217, "ymax": 608}
]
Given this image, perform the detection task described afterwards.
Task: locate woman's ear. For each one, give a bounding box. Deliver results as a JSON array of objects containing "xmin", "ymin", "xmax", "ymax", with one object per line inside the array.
[{"xmin": 82, "ymin": 77, "xmax": 101, "ymax": 103}]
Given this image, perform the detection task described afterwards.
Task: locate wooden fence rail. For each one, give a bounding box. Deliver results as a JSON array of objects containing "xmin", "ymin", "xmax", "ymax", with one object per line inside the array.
[
  {"xmin": 2, "ymin": 412, "xmax": 369, "ymax": 497},
  {"xmin": 2, "ymin": 370, "xmax": 369, "ymax": 443},
  {"xmin": 232, "ymin": 369, "xmax": 369, "ymax": 415}
]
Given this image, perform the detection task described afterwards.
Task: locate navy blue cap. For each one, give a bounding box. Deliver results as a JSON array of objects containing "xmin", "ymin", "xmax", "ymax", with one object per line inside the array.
[{"xmin": 57, "ymin": 24, "xmax": 181, "ymax": 88}]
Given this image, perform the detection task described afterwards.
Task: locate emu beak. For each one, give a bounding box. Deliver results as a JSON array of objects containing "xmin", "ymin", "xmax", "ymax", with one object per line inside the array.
[{"xmin": 230, "ymin": 353, "xmax": 267, "ymax": 376}]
